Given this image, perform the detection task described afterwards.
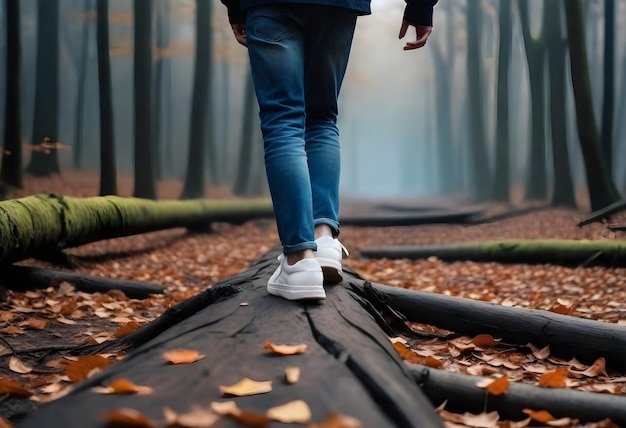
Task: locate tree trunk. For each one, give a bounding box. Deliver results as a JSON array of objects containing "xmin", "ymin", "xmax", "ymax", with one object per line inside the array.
[
  {"xmin": 73, "ymin": 0, "xmax": 94, "ymax": 170},
  {"xmin": 601, "ymin": 0, "xmax": 615, "ymax": 174},
  {"xmin": 1, "ymin": 0, "xmax": 23, "ymax": 188},
  {"xmin": 492, "ymin": 1, "xmax": 512, "ymax": 202},
  {"xmin": 181, "ymin": 0, "xmax": 212, "ymax": 199},
  {"xmin": 133, "ymin": 0, "xmax": 156, "ymax": 199},
  {"xmin": 518, "ymin": 0, "xmax": 548, "ymax": 202},
  {"xmin": 360, "ymin": 239, "xmax": 626, "ymax": 267},
  {"xmin": 26, "ymin": 0, "xmax": 61, "ymax": 177},
  {"xmin": 0, "ymin": 193, "xmax": 273, "ymax": 265},
  {"xmin": 466, "ymin": 1, "xmax": 492, "ymax": 202},
  {"xmin": 546, "ymin": 0, "xmax": 577, "ymax": 208},
  {"xmin": 233, "ymin": 70, "xmax": 259, "ymax": 196},
  {"xmin": 17, "ymin": 251, "xmax": 443, "ymax": 428},
  {"xmin": 564, "ymin": 0, "xmax": 621, "ymax": 211},
  {"xmin": 97, "ymin": 0, "xmax": 117, "ymax": 196}
]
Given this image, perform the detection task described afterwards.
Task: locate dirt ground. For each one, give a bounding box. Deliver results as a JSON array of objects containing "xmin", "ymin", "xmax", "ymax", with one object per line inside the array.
[{"xmin": 1, "ymin": 170, "xmax": 626, "ymax": 427}]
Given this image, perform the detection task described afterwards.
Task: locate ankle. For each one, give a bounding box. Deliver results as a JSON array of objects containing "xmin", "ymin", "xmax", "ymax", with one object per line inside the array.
[
  {"xmin": 314, "ymin": 224, "xmax": 335, "ymax": 240},
  {"xmin": 286, "ymin": 249, "xmax": 315, "ymax": 265}
]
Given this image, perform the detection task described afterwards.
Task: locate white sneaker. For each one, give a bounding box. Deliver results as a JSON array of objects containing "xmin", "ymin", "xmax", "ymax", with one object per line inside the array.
[
  {"xmin": 315, "ymin": 236, "xmax": 349, "ymax": 284},
  {"xmin": 267, "ymin": 255, "xmax": 325, "ymax": 300}
]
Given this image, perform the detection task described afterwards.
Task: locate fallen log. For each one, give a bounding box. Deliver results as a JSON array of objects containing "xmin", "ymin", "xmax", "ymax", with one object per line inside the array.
[
  {"xmin": 0, "ymin": 265, "xmax": 164, "ymax": 299},
  {"xmin": 360, "ymin": 239, "xmax": 626, "ymax": 267},
  {"xmin": 577, "ymin": 199, "xmax": 626, "ymax": 227},
  {"xmin": 407, "ymin": 363, "xmax": 626, "ymax": 424},
  {"xmin": 356, "ymin": 282, "xmax": 626, "ymax": 370},
  {"xmin": 0, "ymin": 193, "xmax": 273, "ymax": 264},
  {"xmin": 18, "ymin": 251, "xmax": 443, "ymax": 428},
  {"xmin": 462, "ymin": 204, "xmax": 552, "ymax": 225},
  {"xmin": 339, "ymin": 207, "xmax": 484, "ymax": 227}
]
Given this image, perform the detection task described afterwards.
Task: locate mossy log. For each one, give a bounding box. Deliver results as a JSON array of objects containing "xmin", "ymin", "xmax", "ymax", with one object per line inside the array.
[
  {"xmin": 407, "ymin": 363, "xmax": 626, "ymax": 424},
  {"xmin": 18, "ymin": 251, "xmax": 442, "ymax": 428},
  {"xmin": 361, "ymin": 239, "xmax": 626, "ymax": 267},
  {"xmin": 357, "ymin": 282, "xmax": 626, "ymax": 370},
  {"xmin": 0, "ymin": 265, "xmax": 164, "ymax": 299},
  {"xmin": 0, "ymin": 193, "xmax": 273, "ymax": 264}
]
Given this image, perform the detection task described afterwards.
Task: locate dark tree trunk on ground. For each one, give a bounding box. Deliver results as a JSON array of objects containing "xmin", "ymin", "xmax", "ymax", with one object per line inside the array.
[
  {"xmin": 1, "ymin": 0, "xmax": 23, "ymax": 188},
  {"xmin": 466, "ymin": 1, "xmax": 491, "ymax": 202},
  {"xmin": 97, "ymin": 0, "xmax": 117, "ymax": 196},
  {"xmin": 601, "ymin": 0, "xmax": 615, "ymax": 173},
  {"xmin": 564, "ymin": 0, "xmax": 621, "ymax": 211},
  {"xmin": 133, "ymin": 0, "xmax": 156, "ymax": 199},
  {"xmin": 518, "ymin": 0, "xmax": 548, "ymax": 202},
  {"xmin": 181, "ymin": 0, "xmax": 212, "ymax": 199},
  {"xmin": 492, "ymin": 1, "xmax": 512, "ymax": 202},
  {"xmin": 26, "ymin": 0, "xmax": 61, "ymax": 177},
  {"xmin": 73, "ymin": 0, "xmax": 94, "ymax": 170},
  {"xmin": 546, "ymin": 0, "xmax": 576, "ymax": 208}
]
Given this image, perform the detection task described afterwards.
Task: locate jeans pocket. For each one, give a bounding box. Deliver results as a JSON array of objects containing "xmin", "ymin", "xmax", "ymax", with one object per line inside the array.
[{"xmin": 249, "ymin": 8, "xmax": 295, "ymax": 42}]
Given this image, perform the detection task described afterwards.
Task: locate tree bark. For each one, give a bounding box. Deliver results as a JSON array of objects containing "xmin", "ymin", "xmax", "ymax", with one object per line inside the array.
[
  {"xmin": 233, "ymin": 70, "xmax": 261, "ymax": 196},
  {"xmin": 564, "ymin": 0, "xmax": 621, "ymax": 211},
  {"xmin": 601, "ymin": 0, "xmax": 615, "ymax": 173},
  {"xmin": 73, "ymin": 0, "xmax": 94, "ymax": 170},
  {"xmin": 133, "ymin": 0, "xmax": 156, "ymax": 199},
  {"xmin": 0, "ymin": 193, "xmax": 273, "ymax": 264},
  {"xmin": 1, "ymin": 0, "xmax": 23, "ymax": 188},
  {"xmin": 97, "ymin": 0, "xmax": 117, "ymax": 196}
]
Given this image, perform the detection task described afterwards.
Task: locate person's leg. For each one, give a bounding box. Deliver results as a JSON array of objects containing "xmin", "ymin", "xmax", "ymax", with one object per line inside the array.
[
  {"xmin": 304, "ymin": 6, "xmax": 358, "ymax": 237},
  {"xmin": 246, "ymin": 5, "xmax": 315, "ymax": 258}
]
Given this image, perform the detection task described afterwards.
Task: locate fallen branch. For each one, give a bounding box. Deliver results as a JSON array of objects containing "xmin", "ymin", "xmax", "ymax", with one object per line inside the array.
[
  {"xmin": 360, "ymin": 239, "xmax": 626, "ymax": 267},
  {"xmin": 0, "ymin": 265, "xmax": 164, "ymax": 299},
  {"xmin": 407, "ymin": 363, "xmax": 626, "ymax": 424},
  {"xmin": 354, "ymin": 282, "xmax": 626, "ymax": 370},
  {"xmin": 578, "ymin": 199, "xmax": 626, "ymax": 227},
  {"xmin": 339, "ymin": 207, "xmax": 484, "ymax": 227},
  {"xmin": 463, "ymin": 204, "xmax": 552, "ymax": 225}
]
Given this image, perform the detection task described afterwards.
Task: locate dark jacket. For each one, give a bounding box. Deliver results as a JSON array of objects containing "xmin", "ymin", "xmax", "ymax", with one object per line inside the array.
[{"xmin": 221, "ymin": 0, "xmax": 438, "ymax": 28}]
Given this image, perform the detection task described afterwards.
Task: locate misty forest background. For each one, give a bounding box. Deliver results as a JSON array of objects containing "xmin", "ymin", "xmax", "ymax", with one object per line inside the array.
[{"xmin": 0, "ymin": 0, "xmax": 625, "ymax": 210}]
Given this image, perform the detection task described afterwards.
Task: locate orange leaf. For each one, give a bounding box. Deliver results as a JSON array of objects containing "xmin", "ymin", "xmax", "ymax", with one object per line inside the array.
[
  {"xmin": 425, "ymin": 355, "xmax": 444, "ymax": 368},
  {"xmin": 477, "ymin": 375, "xmax": 509, "ymax": 396},
  {"xmin": 523, "ymin": 408, "xmax": 555, "ymax": 423},
  {"xmin": 105, "ymin": 408, "xmax": 155, "ymax": 428},
  {"xmin": 471, "ymin": 334, "xmax": 501, "ymax": 349},
  {"xmin": 538, "ymin": 368, "xmax": 568, "ymax": 388},
  {"xmin": 219, "ymin": 378, "xmax": 272, "ymax": 397},
  {"xmin": 92, "ymin": 378, "xmax": 153, "ymax": 395},
  {"xmin": 2, "ymin": 326, "xmax": 25, "ymax": 335},
  {"xmin": 309, "ymin": 412, "xmax": 362, "ymax": 428},
  {"xmin": 113, "ymin": 321, "xmax": 142, "ymax": 338},
  {"xmin": 26, "ymin": 318, "xmax": 49, "ymax": 330},
  {"xmin": 263, "ymin": 341, "xmax": 308, "ymax": 355},
  {"xmin": 0, "ymin": 416, "xmax": 12, "ymax": 428},
  {"xmin": 64, "ymin": 355, "xmax": 112, "ymax": 382},
  {"xmin": 266, "ymin": 400, "xmax": 312, "ymax": 424},
  {"xmin": 0, "ymin": 377, "xmax": 32, "ymax": 397},
  {"xmin": 163, "ymin": 349, "xmax": 206, "ymax": 365},
  {"xmin": 392, "ymin": 342, "xmax": 425, "ymax": 364},
  {"xmin": 210, "ymin": 401, "xmax": 272, "ymax": 427},
  {"xmin": 162, "ymin": 406, "xmax": 219, "ymax": 427}
]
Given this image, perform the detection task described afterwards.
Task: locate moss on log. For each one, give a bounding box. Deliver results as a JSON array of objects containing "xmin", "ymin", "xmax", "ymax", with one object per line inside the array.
[
  {"xmin": 361, "ymin": 239, "xmax": 626, "ymax": 267},
  {"xmin": 0, "ymin": 193, "xmax": 273, "ymax": 264}
]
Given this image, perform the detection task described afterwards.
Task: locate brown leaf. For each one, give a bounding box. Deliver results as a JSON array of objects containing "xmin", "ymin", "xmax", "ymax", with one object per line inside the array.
[
  {"xmin": 210, "ymin": 401, "xmax": 272, "ymax": 427},
  {"xmin": 527, "ymin": 343, "xmax": 550, "ymax": 360},
  {"xmin": 471, "ymin": 334, "xmax": 501, "ymax": 349},
  {"xmin": 538, "ymin": 368, "xmax": 569, "ymax": 388},
  {"xmin": 105, "ymin": 408, "xmax": 155, "ymax": 428},
  {"xmin": 163, "ymin": 349, "xmax": 206, "ymax": 365},
  {"xmin": 92, "ymin": 378, "xmax": 153, "ymax": 395},
  {"xmin": 163, "ymin": 406, "xmax": 219, "ymax": 427},
  {"xmin": 284, "ymin": 366, "xmax": 300, "ymax": 384},
  {"xmin": 580, "ymin": 357, "xmax": 608, "ymax": 377},
  {"xmin": 2, "ymin": 326, "xmax": 25, "ymax": 335},
  {"xmin": 26, "ymin": 317, "xmax": 49, "ymax": 330},
  {"xmin": 219, "ymin": 378, "xmax": 272, "ymax": 397},
  {"xmin": 0, "ymin": 377, "xmax": 32, "ymax": 397},
  {"xmin": 522, "ymin": 409, "xmax": 555, "ymax": 423},
  {"xmin": 0, "ymin": 417, "xmax": 12, "ymax": 428},
  {"xmin": 65, "ymin": 355, "xmax": 112, "ymax": 382},
  {"xmin": 309, "ymin": 412, "xmax": 362, "ymax": 428},
  {"xmin": 392, "ymin": 342, "xmax": 425, "ymax": 364},
  {"xmin": 266, "ymin": 400, "xmax": 311, "ymax": 424},
  {"xmin": 113, "ymin": 321, "xmax": 142, "ymax": 338},
  {"xmin": 263, "ymin": 341, "xmax": 308, "ymax": 355},
  {"xmin": 424, "ymin": 355, "xmax": 444, "ymax": 368},
  {"xmin": 9, "ymin": 356, "xmax": 33, "ymax": 374},
  {"xmin": 476, "ymin": 375, "xmax": 509, "ymax": 396}
]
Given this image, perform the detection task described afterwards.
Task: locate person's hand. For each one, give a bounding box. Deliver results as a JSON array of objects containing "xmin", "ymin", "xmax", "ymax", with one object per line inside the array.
[
  {"xmin": 231, "ymin": 23, "xmax": 247, "ymax": 47},
  {"xmin": 398, "ymin": 19, "xmax": 433, "ymax": 51}
]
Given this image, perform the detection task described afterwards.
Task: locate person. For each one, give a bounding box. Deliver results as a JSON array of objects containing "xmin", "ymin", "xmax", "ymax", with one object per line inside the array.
[{"xmin": 221, "ymin": 0, "xmax": 437, "ymax": 301}]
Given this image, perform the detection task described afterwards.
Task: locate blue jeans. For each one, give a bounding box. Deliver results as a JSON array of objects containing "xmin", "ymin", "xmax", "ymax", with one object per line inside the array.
[{"xmin": 246, "ymin": 5, "xmax": 358, "ymax": 253}]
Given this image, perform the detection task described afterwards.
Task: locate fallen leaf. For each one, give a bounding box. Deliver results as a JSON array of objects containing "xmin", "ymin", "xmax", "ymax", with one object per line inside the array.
[
  {"xmin": 538, "ymin": 368, "xmax": 569, "ymax": 388},
  {"xmin": 471, "ymin": 334, "xmax": 501, "ymax": 349},
  {"xmin": 392, "ymin": 342, "xmax": 425, "ymax": 364},
  {"xmin": 113, "ymin": 321, "xmax": 142, "ymax": 338},
  {"xmin": 219, "ymin": 378, "xmax": 272, "ymax": 397},
  {"xmin": 0, "ymin": 377, "xmax": 32, "ymax": 397},
  {"xmin": 163, "ymin": 406, "xmax": 219, "ymax": 427},
  {"xmin": 163, "ymin": 349, "xmax": 206, "ymax": 365},
  {"xmin": 240, "ymin": 302, "xmax": 249, "ymax": 306},
  {"xmin": 92, "ymin": 378, "xmax": 153, "ymax": 395},
  {"xmin": 26, "ymin": 317, "xmax": 49, "ymax": 330},
  {"xmin": 266, "ymin": 400, "xmax": 311, "ymax": 424},
  {"xmin": 209, "ymin": 401, "xmax": 272, "ymax": 427},
  {"xmin": 0, "ymin": 417, "xmax": 12, "ymax": 428},
  {"xmin": 210, "ymin": 401, "xmax": 240, "ymax": 415},
  {"xmin": 523, "ymin": 409, "xmax": 555, "ymax": 423},
  {"xmin": 65, "ymin": 355, "xmax": 112, "ymax": 382},
  {"xmin": 439, "ymin": 410, "xmax": 500, "ymax": 427},
  {"xmin": 424, "ymin": 355, "xmax": 444, "ymax": 368},
  {"xmin": 580, "ymin": 357, "xmax": 608, "ymax": 377},
  {"xmin": 547, "ymin": 417, "xmax": 573, "ymax": 426},
  {"xmin": 527, "ymin": 343, "xmax": 550, "ymax": 360},
  {"xmin": 105, "ymin": 408, "xmax": 155, "ymax": 428},
  {"xmin": 9, "ymin": 356, "xmax": 33, "ymax": 374},
  {"xmin": 389, "ymin": 337, "xmax": 408, "ymax": 345},
  {"xmin": 2, "ymin": 326, "xmax": 25, "ymax": 335},
  {"xmin": 476, "ymin": 375, "xmax": 509, "ymax": 396},
  {"xmin": 57, "ymin": 318, "xmax": 77, "ymax": 325},
  {"xmin": 285, "ymin": 366, "xmax": 300, "ymax": 384},
  {"xmin": 263, "ymin": 341, "xmax": 308, "ymax": 355},
  {"xmin": 309, "ymin": 412, "xmax": 362, "ymax": 428}
]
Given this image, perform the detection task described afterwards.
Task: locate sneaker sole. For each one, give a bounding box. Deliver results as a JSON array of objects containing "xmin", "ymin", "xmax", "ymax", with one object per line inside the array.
[
  {"xmin": 267, "ymin": 283, "xmax": 326, "ymax": 300},
  {"xmin": 318, "ymin": 257, "xmax": 343, "ymax": 284}
]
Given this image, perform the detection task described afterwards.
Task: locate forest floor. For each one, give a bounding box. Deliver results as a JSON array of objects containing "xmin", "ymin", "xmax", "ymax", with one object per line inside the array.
[{"xmin": 1, "ymin": 170, "xmax": 626, "ymax": 427}]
